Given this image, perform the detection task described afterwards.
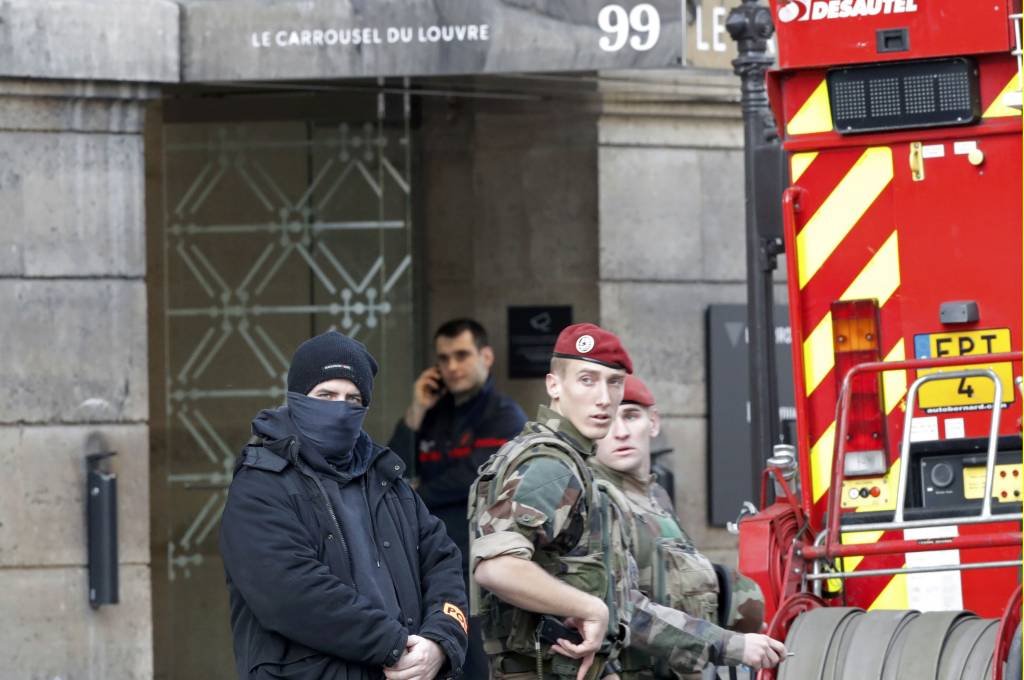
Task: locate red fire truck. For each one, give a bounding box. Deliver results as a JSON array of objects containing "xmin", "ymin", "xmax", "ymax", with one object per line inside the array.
[{"xmin": 737, "ymin": 1, "xmax": 1023, "ymax": 677}]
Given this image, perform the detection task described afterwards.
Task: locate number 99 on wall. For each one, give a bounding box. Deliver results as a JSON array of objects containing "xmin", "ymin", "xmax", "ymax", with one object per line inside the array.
[{"xmin": 597, "ymin": 3, "xmax": 661, "ymax": 52}]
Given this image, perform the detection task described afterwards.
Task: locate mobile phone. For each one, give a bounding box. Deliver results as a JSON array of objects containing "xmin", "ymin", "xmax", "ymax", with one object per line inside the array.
[
  {"xmin": 428, "ymin": 366, "xmax": 446, "ymax": 395},
  {"xmin": 537, "ymin": 615, "xmax": 584, "ymax": 646}
]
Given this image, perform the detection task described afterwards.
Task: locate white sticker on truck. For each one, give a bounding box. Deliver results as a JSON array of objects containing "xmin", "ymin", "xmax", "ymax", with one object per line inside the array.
[{"xmin": 904, "ymin": 525, "xmax": 963, "ymax": 612}]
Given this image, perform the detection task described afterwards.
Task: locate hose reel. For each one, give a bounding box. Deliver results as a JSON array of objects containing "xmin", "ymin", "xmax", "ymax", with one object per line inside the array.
[{"xmin": 773, "ymin": 607, "xmax": 1013, "ymax": 680}]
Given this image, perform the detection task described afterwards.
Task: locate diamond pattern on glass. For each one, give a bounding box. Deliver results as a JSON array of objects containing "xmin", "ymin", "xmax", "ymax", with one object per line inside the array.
[{"xmin": 160, "ymin": 109, "xmax": 413, "ymax": 581}]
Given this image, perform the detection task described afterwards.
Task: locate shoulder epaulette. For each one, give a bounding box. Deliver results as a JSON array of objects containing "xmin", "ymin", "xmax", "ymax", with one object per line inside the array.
[{"xmin": 241, "ymin": 445, "xmax": 289, "ymax": 472}]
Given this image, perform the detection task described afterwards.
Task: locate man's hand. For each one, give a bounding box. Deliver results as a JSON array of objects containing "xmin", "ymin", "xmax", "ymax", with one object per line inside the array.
[
  {"xmin": 404, "ymin": 367, "xmax": 445, "ymax": 431},
  {"xmin": 383, "ymin": 635, "xmax": 445, "ymax": 680},
  {"xmin": 740, "ymin": 633, "xmax": 787, "ymax": 669},
  {"xmin": 548, "ymin": 600, "xmax": 609, "ymax": 680}
]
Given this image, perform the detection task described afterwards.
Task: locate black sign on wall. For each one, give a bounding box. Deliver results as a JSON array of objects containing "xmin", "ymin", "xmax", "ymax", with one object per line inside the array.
[
  {"xmin": 508, "ymin": 306, "xmax": 573, "ymax": 379},
  {"xmin": 707, "ymin": 305, "xmax": 796, "ymax": 527}
]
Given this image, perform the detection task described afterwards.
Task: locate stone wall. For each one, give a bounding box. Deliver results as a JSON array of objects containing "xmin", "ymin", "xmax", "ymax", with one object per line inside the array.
[
  {"xmin": 0, "ymin": 1, "xmax": 178, "ymax": 83},
  {"xmin": 420, "ymin": 95, "xmax": 601, "ymax": 413},
  {"xmin": 417, "ymin": 73, "xmax": 774, "ymax": 566},
  {"xmin": 0, "ymin": 81, "xmax": 158, "ymax": 678},
  {"xmin": 596, "ymin": 70, "xmax": 784, "ymax": 563},
  {"xmin": 0, "ymin": 0, "xmax": 178, "ymax": 667}
]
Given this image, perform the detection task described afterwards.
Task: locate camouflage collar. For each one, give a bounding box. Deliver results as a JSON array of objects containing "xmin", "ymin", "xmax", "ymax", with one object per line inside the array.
[
  {"xmin": 535, "ymin": 404, "xmax": 595, "ymax": 456},
  {"xmin": 591, "ymin": 460, "xmax": 654, "ymax": 496}
]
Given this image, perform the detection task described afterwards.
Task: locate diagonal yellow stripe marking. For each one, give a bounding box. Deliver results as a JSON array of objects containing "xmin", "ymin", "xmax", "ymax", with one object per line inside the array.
[
  {"xmin": 831, "ymin": 461, "xmax": 905, "ymax": 594},
  {"xmin": 869, "ymin": 572, "xmax": 909, "ymax": 610},
  {"xmin": 811, "ymin": 422, "xmax": 836, "ymax": 503},
  {"xmin": 804, "ymin": 313, "xmax": 835, "ymax": 397},
  {"xmin": 840, "ymin": 530, "xmax": 885, "ymax": 573},
  {"xmin": 982, "ymin": 74, "xmax": 1022, "ymax": 118},
  {"xmin": 787, "ymin": 80, "xmax": 833, "ymax": 135},
  {"xmin": 883, "ymin": 340, "xmax": 907, "ymax": 414},
  {"xmin": 791, "ymin": 152, "xmax": 819, "ymax": 182},
  {"xmin": 796, "ymin": 147, "xmax": 894, "ymax": 289},
  {"xmin": 840, "ymin": 231, "xmax": 901, "ymax": 303},
  {"xmin": 801, "ymin": 230, "xmax": 901, "ymax": 396}
]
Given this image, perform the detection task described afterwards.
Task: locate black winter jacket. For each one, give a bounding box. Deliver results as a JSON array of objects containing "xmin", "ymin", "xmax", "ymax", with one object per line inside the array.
[{"xmin": 220, "ymin": 418, "xmax": 468, "ymax": 680}]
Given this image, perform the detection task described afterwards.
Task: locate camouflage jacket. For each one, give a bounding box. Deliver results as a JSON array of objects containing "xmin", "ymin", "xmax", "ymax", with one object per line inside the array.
[
  {"xmin": 592, "ymin": 463, "xmax": 763, "ymax": 679},
  {"xmin": 469, "ymin": 406, "xmax": 745, "ymax": 677}
]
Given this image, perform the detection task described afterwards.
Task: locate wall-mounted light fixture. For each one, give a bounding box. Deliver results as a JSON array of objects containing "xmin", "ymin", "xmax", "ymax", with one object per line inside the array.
[{"xmin": 85, "ymin": 433, "xmax": 118, "ymax": 609}]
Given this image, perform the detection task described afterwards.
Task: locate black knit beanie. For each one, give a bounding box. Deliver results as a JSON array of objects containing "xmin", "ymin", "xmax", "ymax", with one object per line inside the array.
[{"xmin": 287, "ymin": 331, "xmax": 379, "ymax": 406}]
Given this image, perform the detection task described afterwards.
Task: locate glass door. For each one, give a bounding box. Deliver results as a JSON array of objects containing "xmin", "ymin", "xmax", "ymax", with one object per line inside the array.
[{"xmin": 151, "ymin": 93, "xmax": 414, "ymax": 679}]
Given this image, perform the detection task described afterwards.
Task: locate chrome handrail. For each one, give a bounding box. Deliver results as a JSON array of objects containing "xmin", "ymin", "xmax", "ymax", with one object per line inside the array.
[
  {"xmin": 808, "ymin": 368, "xmax": 1020, "ymax": 591},
  {"xmin": 805, "ymin": 559, "xmax": 1021, "ymax": 582},
  {"xmin": 835, "ymin": 368, "xmax": 1011, "ymax": 535},
  {"xmin": 898, "ymin": 368, "xmax": 1002, "ymax": 522}
]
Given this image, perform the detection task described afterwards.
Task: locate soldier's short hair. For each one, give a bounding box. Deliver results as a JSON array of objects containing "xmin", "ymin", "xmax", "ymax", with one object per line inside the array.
[
  {"xmin": 549, "ymin": 356, "xmax": 568, "ymax": 376},
  {"xmin": 434, "ymin": 318, "xmax": 488, "ymax": 349}
]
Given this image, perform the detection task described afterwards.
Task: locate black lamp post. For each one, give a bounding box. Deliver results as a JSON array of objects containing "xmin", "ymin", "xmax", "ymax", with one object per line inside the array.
[{"xmin": 727, "ymin": 0, "xmax": 786, "ymax": 501}]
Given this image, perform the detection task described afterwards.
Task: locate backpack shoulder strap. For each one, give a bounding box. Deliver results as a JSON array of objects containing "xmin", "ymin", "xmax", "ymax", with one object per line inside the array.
[
  {"xmin": 469, "ymin": 426, "xmax": 594, "ymax": 527},
  {"xmin": 594, "ymin": 477, "xmax": 639, "ymax": 554},
  {"xmin": 485, "ymin": 430, "xmax": 591, "ymax": 506}
]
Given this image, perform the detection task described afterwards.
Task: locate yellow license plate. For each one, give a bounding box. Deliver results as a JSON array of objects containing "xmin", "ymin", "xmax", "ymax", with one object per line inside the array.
[{"xmin": 913, "ymin": 328, "xmax": 1014, "ymax": 412}]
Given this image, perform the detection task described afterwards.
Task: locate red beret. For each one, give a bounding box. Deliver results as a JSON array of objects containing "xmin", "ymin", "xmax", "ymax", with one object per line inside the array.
[
  {"xmin": 552, "ymin": 323, "xmax": 633, "ymax": 374},
  {"xmin": 622, "ymin": 375, "xmax": 655, "ymax": 407}
]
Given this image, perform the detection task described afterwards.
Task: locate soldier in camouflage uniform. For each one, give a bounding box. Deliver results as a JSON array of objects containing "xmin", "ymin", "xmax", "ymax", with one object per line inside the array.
[
  {"xmin": 593, "ymin": 375, "xmax": 774, "ymax": 679},
  {"xmin": 469, "ymin": 324, "xmax": 785, "ymax": 680}
]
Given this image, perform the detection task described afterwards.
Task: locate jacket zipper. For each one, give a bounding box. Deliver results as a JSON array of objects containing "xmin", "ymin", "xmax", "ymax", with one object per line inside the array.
[
  {"xmin": 291, "ymin": 442, "xmax": 356, "ymax": 584},
  {"xmin": 363, "ymin": 476, "xmax": 382, "ymax": 567}
]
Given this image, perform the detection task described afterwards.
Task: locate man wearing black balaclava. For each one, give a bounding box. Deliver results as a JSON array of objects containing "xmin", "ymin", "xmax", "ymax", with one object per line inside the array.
[{"xmin": 220, "ymin": 331, "xmax": 469, "ymax": 680}]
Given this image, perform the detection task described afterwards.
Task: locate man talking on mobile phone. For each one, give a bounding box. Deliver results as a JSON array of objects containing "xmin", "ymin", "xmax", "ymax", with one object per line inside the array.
[{"xmin": 389, "ymin": 318, "xmax": 527, "ymax": 678}]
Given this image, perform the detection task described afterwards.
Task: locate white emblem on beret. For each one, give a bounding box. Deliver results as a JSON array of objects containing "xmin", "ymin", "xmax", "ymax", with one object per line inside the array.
[{"xmin": 576, "ymin": 334, "xmax": 595, "ymax": 354}]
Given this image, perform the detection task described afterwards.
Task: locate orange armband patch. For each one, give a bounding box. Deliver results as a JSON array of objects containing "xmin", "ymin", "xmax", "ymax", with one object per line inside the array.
[{"xmin": 443, "ymin": 602, "xmax": 468, "ymax": 634}]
